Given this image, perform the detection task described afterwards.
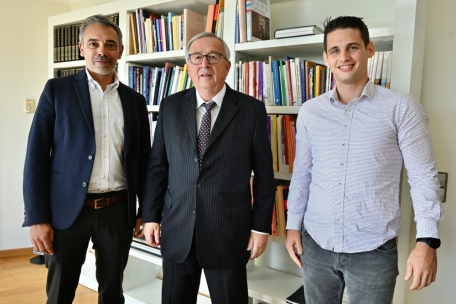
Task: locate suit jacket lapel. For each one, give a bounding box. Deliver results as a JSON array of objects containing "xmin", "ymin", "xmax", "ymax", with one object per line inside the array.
[
  {"xmin": 205, "ymin": 85, "xmax": 239, "ymax": 152},
  {"xmin": 117, "ymin": 84, "xmax": 133, "ymax": 156},
  {"xmin": 182, "ymin": 89, "xmax": 198, "ymax": 153},
  {"xmin": 74, "ymin": 70, "xmax": 95, "ymax": 136}
]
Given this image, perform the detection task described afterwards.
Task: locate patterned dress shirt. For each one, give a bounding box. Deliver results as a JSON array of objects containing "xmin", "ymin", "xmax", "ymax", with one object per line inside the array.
[{"xmin": 286, "ymin": 81, "xmax": 443, "ymax": 253}]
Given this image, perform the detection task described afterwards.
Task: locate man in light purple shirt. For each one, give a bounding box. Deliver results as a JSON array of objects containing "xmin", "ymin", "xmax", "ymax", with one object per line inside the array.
[{"xmin": 286, "ymin": 16, "xmax": 443, "ymax": 304}]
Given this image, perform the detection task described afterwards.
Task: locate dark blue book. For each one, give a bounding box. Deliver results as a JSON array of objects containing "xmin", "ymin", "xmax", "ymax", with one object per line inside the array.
[
  {"xmin": 286, "ymin": 285, "xmax": 305, "ymax": 304},
  {"xmin": 271, "ymin": 60, "xmax": 282, "ymax": 106}
]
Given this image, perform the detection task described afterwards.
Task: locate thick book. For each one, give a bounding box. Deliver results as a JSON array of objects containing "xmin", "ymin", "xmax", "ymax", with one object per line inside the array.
[
  {"xmin": 246, "ymin": 0, "xmax": 271, "ymax": 42},
  {"xmin": 183, "ymin": 9, "xmax": 204, "ymax": 48},
  {"xmin": 274, "ymin": 25, "xmax": 323, "ymax": 39},
  {"xmin": 131, "ymin": 237, "xmax": 161, "ymax": 257},
  {"xmin": 286, "ymin": 285, "xmax": 305, "ymax": 304}
]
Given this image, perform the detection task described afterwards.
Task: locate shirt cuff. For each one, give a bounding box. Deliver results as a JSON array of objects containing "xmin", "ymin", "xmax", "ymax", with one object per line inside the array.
[
  {"xmin": 416, "ymin": 219, "xmax": 440, "ymax": 239},
  {"xmin": 286, "ymin": 213, "xmax": 304, "ymax": 230},
  {"xmin": 251, "ymin": 230, "xmax": 268, "ymax": 235}
]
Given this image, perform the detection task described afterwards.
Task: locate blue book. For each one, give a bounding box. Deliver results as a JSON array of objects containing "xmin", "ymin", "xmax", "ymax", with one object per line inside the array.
[
  {"xmin": 271, "ymin": 60, "xmax": 282, "ymax": 106},
  {"xmin": 167, "ymin": 12, "xmax": 178, "ymax": 51},
  {"xmin": 300, "ymin": 60, "xmax": 306, "ymax": 103},
  {"xmin": 155, "ymin": 18, "xmax": 162, "ymax": 52},
  {"xmin": 128, "ymin": 66, "xmax": 135, "ymax": 89},
  {"xmin": 142, "ymin": 66, "xmax": 150, "ymax": 103}
]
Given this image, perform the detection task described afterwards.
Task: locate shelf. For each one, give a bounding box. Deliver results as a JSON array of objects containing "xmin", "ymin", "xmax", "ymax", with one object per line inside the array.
[
  {"xmin": 53, "ymin": 60, "xmax": 85, "ymax": 69},
  {"xmin": 266, "ymin": 106, "xmax": 300, "ymax": 115},
  {"xmin": 129, "ymin": 247, "xmax": 163, "ymax": 265},
  {"xmin": 126, "ymin": 50, "xmax": 186, "ymax": 65},
  {"xmin": 235, "ymin": 27, "xmax": 394, "ymax": 60},
  {"xmin": 247, "ymin": 265, "xmax": 302, "ymax": 304},
  {"xmin": 123, "ymin": 279, "xmax": 211, "ymax": 304},
  {"xmin": 147, "ymin": 105, "xmax": 160, "ymax": 112},
  {"xmin": 274, "ymin": 171, "xmax": 292, "ymax": 180}
]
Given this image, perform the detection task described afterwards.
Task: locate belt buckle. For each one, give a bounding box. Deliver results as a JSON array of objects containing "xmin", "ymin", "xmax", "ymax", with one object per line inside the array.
[{"xmin": 93, "ymin": 198, "xmax": 105, "ymax": 209}]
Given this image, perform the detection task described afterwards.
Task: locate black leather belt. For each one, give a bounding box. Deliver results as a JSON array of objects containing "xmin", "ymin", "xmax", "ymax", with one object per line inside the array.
[{"xmin": 84, "ymin": 190, "xmax": 127, "ymax": 209}]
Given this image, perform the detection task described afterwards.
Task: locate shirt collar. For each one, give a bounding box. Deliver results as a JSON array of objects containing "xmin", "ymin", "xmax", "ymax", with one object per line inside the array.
[
  {"xmin": 195, "ymin": 84, "xmax": 226, "ymax": 110},
  {"xmin": 329, "ymin": 80, "xmax": 376, "ymax": 104},
  {"xmin": 85, "ymin": 68, "xmax": 120, "ymax": 91}
]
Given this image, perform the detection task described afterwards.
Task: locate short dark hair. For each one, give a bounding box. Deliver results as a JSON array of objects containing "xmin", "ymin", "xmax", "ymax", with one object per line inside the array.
[
  {"xmin": 79, "ymin": 14, "xmax": 123, "ymax": 46},
  {"xmin": 323, "ymin": 16, "xmax": 370, "ymax": 52}
]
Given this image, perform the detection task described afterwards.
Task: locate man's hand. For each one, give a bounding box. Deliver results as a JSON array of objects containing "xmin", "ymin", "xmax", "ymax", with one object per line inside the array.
[
  {"xmin": 404, "ymin": 242, "xmax": 437, "ymax": 290},
  {"xmin": 247, "ymin": 232, "xmax": 268, "ymax": 259},
  {"xmin": 143, "ymin": 222, "xmax": 161, "ymax": 247},
  {"xmin": 30, "ymin": 223, "xmax": 54, "ymax": 255},
  {"xmin": 285, "ymin": 229, "xmax": 302, "ymax": 268},
  {"xmin": 134, "ymin": 218, "xmax": 144, "ymax": 238}
]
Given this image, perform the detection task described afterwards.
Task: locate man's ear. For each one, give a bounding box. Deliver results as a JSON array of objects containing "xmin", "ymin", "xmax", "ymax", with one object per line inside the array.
[{"xmin": 367, "ymin": 41, "xmax": 375, "ymax": 58}]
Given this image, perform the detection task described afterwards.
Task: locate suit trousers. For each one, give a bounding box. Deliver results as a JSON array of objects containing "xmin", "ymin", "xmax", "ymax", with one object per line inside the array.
[
  {"xmin": 45, "ymin": 197, "xmax": 133, "ymax": 304},
  {"xmin": 162, "ymin": 233, "xmax": 248, "ymax": 304}
]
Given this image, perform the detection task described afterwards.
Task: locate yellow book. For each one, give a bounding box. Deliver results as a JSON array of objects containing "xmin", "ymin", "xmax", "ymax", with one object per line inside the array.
[
  {"xmin": 179, "ymin": 64, "xmax": 187, "ymax": 91},
  {"xmin": 172, "ymin": 15, "xmax": 179, "ymax": 51}
]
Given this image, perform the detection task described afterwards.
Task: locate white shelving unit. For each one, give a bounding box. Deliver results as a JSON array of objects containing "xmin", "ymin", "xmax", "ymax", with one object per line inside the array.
[{"xmin": 48, "ymin": 0, "xmax": 427, "ymax": 303}]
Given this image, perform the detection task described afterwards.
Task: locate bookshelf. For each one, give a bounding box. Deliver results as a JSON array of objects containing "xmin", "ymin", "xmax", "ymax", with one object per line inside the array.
[{"xmin": 47, "ymin": 0, "xmax": 426, "ymax": 303}]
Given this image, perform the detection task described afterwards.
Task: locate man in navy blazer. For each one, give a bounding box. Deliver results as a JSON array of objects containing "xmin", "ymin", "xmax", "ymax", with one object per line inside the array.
[
  {"xmin": 23, "ymin": 15, "xmax": 150, "ymax": 303},
  {"xmin": 142, "ymin": 33, "xmax": 275, "ymax": 303}
]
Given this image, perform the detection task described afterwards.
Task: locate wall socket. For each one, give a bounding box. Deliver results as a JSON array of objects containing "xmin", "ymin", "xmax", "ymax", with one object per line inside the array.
[{"xmin": 25, "ymin": 99, "xmax": 35, "ymax": 113}]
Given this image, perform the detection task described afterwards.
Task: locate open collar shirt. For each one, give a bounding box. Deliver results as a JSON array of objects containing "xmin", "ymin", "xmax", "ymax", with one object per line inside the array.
[{"xmin": 286, "ymin": 81, "xmax": 443, "ymax": 253}]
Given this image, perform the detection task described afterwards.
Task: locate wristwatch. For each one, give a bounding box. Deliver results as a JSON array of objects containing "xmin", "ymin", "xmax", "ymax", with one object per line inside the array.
[{"xmin": 416, "ymin": 238, "xmax": 441, "ymax": 249}]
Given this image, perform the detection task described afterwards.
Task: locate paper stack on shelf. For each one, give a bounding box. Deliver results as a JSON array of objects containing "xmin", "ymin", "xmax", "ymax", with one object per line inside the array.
[{"xmin": 274, "ymin": 25, "xmax": 323, "ymax": 39}]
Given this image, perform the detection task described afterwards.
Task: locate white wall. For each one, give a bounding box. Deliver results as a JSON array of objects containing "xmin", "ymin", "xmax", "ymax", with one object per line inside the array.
[
  {"xmin": 0, "ymin": 0, "xmax": 70, "ymax": 250},
  {"xmin": 404, "ymin": 0, "xmax": 456, "ymax": 302}
]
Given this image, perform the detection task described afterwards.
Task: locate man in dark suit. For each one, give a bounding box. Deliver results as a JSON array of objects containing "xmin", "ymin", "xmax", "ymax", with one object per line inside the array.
[
  {"xmin": 142, "ymin": 32, "xmax": 276, "ymax": 304},
  {"xmin": 23, "ymin": 15, "xmax": 150, "ymax": 303}
]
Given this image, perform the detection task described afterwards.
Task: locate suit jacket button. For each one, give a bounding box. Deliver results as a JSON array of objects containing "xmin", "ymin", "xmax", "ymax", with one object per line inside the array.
[
  {"xmin": 82, "ymin": 182, "xmax": 87, "ymax": 187},
  {"xmin": 194, "ymin": 158, "xmax": 198, "ymax": 162},
  {"xmin": 88, "ymin": 155, "xmax": 93, "ymax": 160},
  {"xmin": 196, "ymin": 184, "xmax": 201, "ymax": 188},
  {"xmin": 193, "ymin": 209, "xmax": 196, "ymax": 213}
]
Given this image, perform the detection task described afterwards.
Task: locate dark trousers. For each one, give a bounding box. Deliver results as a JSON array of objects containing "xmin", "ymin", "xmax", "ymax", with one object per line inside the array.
[
  {"xmin": 162, "ymin": 235, "xmax": 248, "ymax": 304},
  {"xmin": 45, "ymin": 197, "xmax": 133, "ymax": 304}
]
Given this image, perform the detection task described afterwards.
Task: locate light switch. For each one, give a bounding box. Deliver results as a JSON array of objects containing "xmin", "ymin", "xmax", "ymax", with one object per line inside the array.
[{"xmin": 25, "ymin": 99, "xmax": 35, "ymax": 113}]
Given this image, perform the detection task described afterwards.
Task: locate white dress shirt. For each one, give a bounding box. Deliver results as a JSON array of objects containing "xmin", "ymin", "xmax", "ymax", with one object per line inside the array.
[
  {"xmin": 86, "ymin": 69, "xmax": 127, "ymax": 193},
  {"xmin": 286, "ymin": 81, "xmax": 443, "ymax": 253}
]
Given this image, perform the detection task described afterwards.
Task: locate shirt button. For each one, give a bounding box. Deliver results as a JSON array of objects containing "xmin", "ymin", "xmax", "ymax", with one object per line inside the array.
[
  {"xmin": 88, "ymin": 155, "xmax": 93, "ymax": 160},
  {"xmin": 344, "ymin": 124, "xmax": 348, "ymax": 128},
  {"xmin": 82, "ymin": 182, "xmax": 87, "ymax": 187}
]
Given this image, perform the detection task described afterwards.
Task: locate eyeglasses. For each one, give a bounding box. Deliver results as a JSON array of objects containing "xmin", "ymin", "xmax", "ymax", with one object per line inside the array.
[{"xmin": 187, "ymin": 52, "xmax": 227, "ymax": 65}]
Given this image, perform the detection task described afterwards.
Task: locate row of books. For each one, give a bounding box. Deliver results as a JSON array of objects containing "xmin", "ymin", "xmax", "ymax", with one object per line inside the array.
[
  {"xmin": 236, "ymin": 0, "xmax": 272, "ymax": 43},
  {"xmin": 271, "ymin": 184, "xmax": 289, "ymax": 238},
  {"xmin": 205, "ymin": 0, "xmax": 225, "ymax": 38},
  {"xmin": 128, "ymin": 9, "xmax": 205, "ymax": 55},
  {"xmin": 53, "ymin": 14, "xmax": 118, "ymax": 63},
  {"xmin": 368, "ymin": 51, "xmax": 393, "ymax": 88},
  {"xmin": 128, "ymin": 63, "xmax": 193, "ymax": 106},
  {"xmin": 269, "ymin": 115, "xmax": 296, "ymax": 174},
  {"xmin": 235, "ymin": 57, "xmax": 335, "ymax": 106},
  {"xmin": 54, "ymin": 67, "xmax": 84, "ymax": 78}
]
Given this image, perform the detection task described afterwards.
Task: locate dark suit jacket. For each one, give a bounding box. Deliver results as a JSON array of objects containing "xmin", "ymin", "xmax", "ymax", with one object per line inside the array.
[
  {"xmin": 142, "ymin": 84, "xmax": 275, "ymax": 269},
  {"xmin": 23, "ymin": 70, "xmax": 150, "ymax": 230}
]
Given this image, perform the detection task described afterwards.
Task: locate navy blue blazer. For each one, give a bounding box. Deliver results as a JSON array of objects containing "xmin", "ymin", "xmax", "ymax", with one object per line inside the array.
[
  {"xmin": 23, "ymin": 70, "xmax": 150, "ymax": 230},
  {"xmin": 142, "ymin": 85, "xmax": 275, "ymax": 269}
]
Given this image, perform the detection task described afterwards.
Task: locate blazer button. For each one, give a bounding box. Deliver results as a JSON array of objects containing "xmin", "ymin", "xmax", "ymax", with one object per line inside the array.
[
  {"xmin": 82, "ymin": 182, "xmax": 87, "ymax": 187},
  {"xmin": 88, "ymin": 155, "xmax": 93, "ymax": 160},
  {"xmin": 196, "ymin": 184, "xmax": 201, "ymax": 188},
  {"xmin": 194, "ymin": 158, "xmax": 198, "ymax": 162}
]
